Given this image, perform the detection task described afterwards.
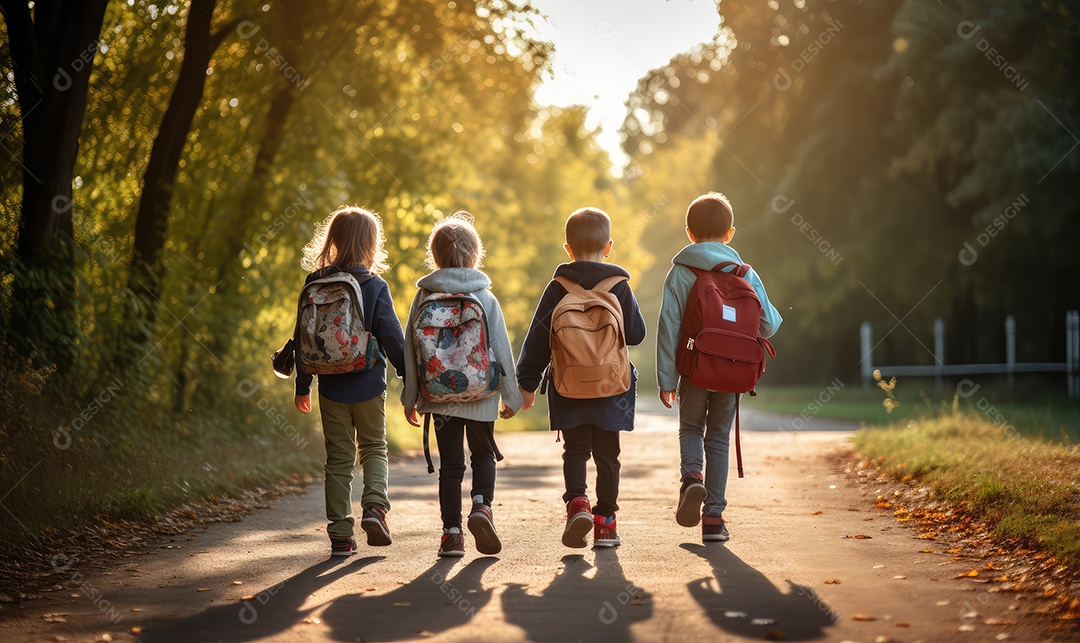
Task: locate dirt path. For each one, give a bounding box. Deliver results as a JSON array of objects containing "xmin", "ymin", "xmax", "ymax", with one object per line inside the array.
[{"xmin": 0, "ymin": 408, "xmax": 1058, "ymax": 642}]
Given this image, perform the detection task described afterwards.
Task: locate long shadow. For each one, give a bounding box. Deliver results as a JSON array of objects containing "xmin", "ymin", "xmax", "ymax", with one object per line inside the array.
[
  {"xmin": 502, "ymin": 550, "xmax": 652, "ymax": 643},
  {"xmin": 321, "ymin": 556, "xmax": 499, "ymax": 641},
  {"xmin": 140, "ymin": 555, "xmax": 384, "ymax": 642},
  {"xmin": 683, "ymin": 543, "xmax": 836, "ymax": 641}
]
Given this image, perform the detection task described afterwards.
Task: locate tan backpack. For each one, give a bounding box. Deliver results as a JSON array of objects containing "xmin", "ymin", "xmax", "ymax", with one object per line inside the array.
[{"xmin": 548, "ymin": 275, "xmax": 631, "ymax": 399}]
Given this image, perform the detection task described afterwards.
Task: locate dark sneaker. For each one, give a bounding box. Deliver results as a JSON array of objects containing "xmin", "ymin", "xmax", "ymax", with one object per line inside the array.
[
  {"xmin": 702, "ymin": 515, "xmax": 730, "ymax": 542},
  {"xmin": 677, "ymin": 472, "xmax": 707, "ymax": 527},
  {"xmin": 562, "ymin": 496, "xmax": 593, "ymax": 548},
  {"xmin": 360, "ymin": 505, "xmax": 392, "ymax": 546},
  {"xmin": 593, "ymin": 514, "xmax": 621, "ymax": 548},
  {"xmin": 467, "ymin": 498, "xmax": 502, "ymax": 555},
  {"xmin": 438, "ymin": 528, "xmax": 465, "ymax": 558},
  {"xmin": 330, "ymin": 536, "xmax": 357, "ymax": 557}
]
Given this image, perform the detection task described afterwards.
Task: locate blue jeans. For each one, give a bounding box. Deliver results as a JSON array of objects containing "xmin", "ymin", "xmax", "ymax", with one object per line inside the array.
[{"xmin": 677, "ymin": 380, "xmax": 737, "ymax": 518}]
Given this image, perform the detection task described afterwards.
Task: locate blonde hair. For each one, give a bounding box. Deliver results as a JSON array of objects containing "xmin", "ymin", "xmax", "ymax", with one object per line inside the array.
[
  {"xmin": 301, "ymin": 206, "xmax": 390, "ymax": 274},
  {"xmin": 425, "ymin": 211, "xmax": 485, "ymax": 270}
]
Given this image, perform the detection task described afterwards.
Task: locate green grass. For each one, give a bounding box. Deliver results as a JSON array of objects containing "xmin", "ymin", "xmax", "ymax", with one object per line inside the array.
[
  {"xmin": 854, "ymin": 411, "xmax": 1080, "ymax": 565},
  {"xmin": 746, "ymin": 382, "xmax": 1080, "ymax": 443}
]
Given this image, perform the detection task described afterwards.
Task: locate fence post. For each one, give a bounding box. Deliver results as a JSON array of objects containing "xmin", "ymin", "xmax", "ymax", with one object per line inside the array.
[
  {"xmin": 1068, "ymin": 310, "xmax": 1079, "ymax": 400},
  {"xmin": 1005, "ymin": 315, "xmax": 1016, "ymax": 392},
  {"xmin": 860, "ymin": 321, "xmax": 873, "ymax": 390},
  {"xmin": 934, "ymin": 317, "xmax": 945, "ymax": 399}
]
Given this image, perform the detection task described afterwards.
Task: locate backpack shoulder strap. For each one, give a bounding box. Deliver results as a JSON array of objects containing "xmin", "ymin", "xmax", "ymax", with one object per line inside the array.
[
  {"xmin": 712, "ymin": 261, "xmax": 751, "ymax": 278},
  {"xmin": 594, "ymin": 275, "xmax": 629, "ymax": 293},
  {"xmin": 553, "ymin": 276, "xmax": 583, "ymax": 294}
]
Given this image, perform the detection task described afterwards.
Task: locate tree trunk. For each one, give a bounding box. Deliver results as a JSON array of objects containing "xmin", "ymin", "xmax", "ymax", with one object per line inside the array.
[
  {"xmin": 127, "ymin": 0, "xmax": 237, "ymax": 325},
  {"xmin": 0, "ymin": 0, "xmax": 110, "ymax": 370}
]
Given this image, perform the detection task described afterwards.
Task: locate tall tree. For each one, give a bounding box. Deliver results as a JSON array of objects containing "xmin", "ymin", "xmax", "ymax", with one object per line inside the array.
[
  {"xmin": 127, "ymin": 0, "xmax": 240, "ymax": 325},
  {"xmin": 0, "ymin": 0, "xmax": 110, "ymax": 368}
]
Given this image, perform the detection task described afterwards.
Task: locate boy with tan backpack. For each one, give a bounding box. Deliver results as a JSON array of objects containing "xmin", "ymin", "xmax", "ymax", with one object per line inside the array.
[{"xmin": 516, "ymin": 208, "xmax": 647, "ymax": 548}]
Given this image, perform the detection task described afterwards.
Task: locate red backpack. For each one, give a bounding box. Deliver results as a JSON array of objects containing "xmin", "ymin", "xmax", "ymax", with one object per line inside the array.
[{"xmin": 676, "ymin": 261, "xmax": 776, "ymax": 477}]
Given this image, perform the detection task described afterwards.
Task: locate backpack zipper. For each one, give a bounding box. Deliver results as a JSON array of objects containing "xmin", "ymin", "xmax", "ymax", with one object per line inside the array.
[{"xmin": 686, "ymin": 338, "xmax": 695, "ymax": 351}]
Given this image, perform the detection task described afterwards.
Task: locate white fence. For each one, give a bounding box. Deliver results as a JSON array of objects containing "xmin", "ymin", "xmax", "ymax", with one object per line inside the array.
[{"xmin": 860, "ymin": 311, "xmax": 1080, "ymax": 399}]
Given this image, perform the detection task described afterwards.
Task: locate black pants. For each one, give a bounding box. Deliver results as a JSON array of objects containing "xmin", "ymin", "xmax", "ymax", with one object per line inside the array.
[
  {"xmin": 562, "ymin": 424, "xmax": 621, "ymax": 518},
  {"xmin": 433, "ymin": 414, "xmax": 497, "ymax": 529}
]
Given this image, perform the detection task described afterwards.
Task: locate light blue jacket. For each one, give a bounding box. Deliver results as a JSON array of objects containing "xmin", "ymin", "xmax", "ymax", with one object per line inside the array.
[{"xmin": 656, "ymin": 242, "xmax": 783, "ymax": 392}]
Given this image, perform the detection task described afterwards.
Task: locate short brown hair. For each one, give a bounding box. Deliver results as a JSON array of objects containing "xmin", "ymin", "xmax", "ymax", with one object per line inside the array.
[
  {"xmin": 565, "ymin": 207, "xmax": 612, "ymax": 256},
  {"xmin": 686, "ymin": 193, "xmax": 733, "ymax": 240},
  {"xmin": 302, "ymin": 206, "xmax": 390, "ymax": 274},
  {"xmin": 426, "ymin": 211, "xmax": 485, "ymax": 270}
]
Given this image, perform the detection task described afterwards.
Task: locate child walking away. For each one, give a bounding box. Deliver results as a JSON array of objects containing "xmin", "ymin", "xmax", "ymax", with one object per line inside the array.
[
  {"xmin": 517, "ymin": 208, "xmax": 647, "ymax": 549},
  {"xmin": 402, "ymin": 213, "xmax": 523, "ymax": 558},
  {"xmin": 293, "ymin": 206, "xmax": 407, "ymax": 557},
  {"xmin": 656, "ymin": 193, "xmax": 782, "ymax": 543}
]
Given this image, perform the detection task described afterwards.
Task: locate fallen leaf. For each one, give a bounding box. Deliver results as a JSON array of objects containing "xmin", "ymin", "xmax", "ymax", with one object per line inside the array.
[
  {"xmin": 895, "ymin": 622, "xmax": 911, "ymax": 627},
  {"xmin": 893, "ymin": 575, "xmax": 907, "ymax": 580},
  {"xmin": 240, "ymin": 595, "xmax": 254, "ymax": 601},
  {"xmin": 957, "ymin": 624, "xmax": 976, "ymax": 632},
  {"xmin": 955, "ymin": 570, "xmax": 980, "ymax": 578},
  {"xmin": 811, "ymin": 511, "xmax": 823, "ymax": 515},
  {"xmin": 875, "ymin": 502, "xmax": 892, "ymax": 509},
  {"xmin": 920, "ymin": 548, "xmax": 934, "ymax": 553},
  {"xmin": 417, "ymin": 630, "xmax": 434, "ymax": 637},
  {"xmin": 365, "ymin": 587, "xmax": 376, "ymax": 592},
  {"xmin": 766, "ymin": 630, "xmax": 785, "ymax": 640},
  {"xmin": 231, "ymin": 581, "xmax": 242, "ymax": 586},
  {"xmin": 130, "ymin": 608, "xmax": 142, "ymax": 613},
  {"xmin": 843, "ymin": 534, "xmax": 872, "ymax": 539},
  {"xmin": 852, "ymin": 613, "xmax": 877, "ymax": 621},
  {"xmin": 197, "ymin": 587, "xmax": 210, "ymax": 592},
  {"xmin": 824, "ymin": 579, "xmax": 841, "ymax": 585},
  {"xmin": 129, "ymin": 627, "xmax": 142, "ymax": 634},
  {"xmin": 863, "ymin": 517, "xmax": 874, "ymax": 521},
  {"xmin": 918, "ymin": 533, "xmax": 937, "ymax": 540}
]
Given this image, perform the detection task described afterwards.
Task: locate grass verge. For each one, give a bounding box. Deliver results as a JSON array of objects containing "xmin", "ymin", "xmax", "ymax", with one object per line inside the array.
[{"xmin": 854, "ymin": 411, "xmax": 1080, "ymax": 566}]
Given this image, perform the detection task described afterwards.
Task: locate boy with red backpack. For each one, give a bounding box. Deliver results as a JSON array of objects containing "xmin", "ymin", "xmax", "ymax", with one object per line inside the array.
[
  {"xmin": 517, "ymin": 208, "xmax": 647, "ymax": 549},
  {"xmin": 657, "ymin": 193, "xmax": 782, "ymax": 542}
]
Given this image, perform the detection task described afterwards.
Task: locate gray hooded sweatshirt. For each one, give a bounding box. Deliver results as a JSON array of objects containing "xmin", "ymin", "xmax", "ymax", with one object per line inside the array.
[{"xmin": 401, "ymin": 267, "xmax": 524, "ymax": 422}]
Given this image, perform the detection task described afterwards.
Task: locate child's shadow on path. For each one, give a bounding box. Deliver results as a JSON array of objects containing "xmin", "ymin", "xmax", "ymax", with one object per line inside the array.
[
  {"xmin": 140, "ymin": 555, "xmax": 384, "ymax": 643},
  {"xmin": 321, "ymin": 556, "xmax": 499, "ymax": 641},
  {"xmin": 502, "ymin": 550, "xmax": 652, "ymax": 643},
  {"xmin": 683, "ymin": 543, "xmax": 836, "ymax": 641}
]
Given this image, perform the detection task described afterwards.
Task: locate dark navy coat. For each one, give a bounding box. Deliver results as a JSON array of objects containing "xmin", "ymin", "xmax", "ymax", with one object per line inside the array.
[{"xmin": 516, "ymin": 261, "xmax": 647, "ymax": 432}]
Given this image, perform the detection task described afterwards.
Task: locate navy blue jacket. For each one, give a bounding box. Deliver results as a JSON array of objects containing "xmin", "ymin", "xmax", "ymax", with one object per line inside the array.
[
  {"xmin": 294, "ymin": 266, "xmax": 406, "ymax": 404},
  {"xmin": 516, "ymin": 261, "xmax": 647, "ymax": 432}
]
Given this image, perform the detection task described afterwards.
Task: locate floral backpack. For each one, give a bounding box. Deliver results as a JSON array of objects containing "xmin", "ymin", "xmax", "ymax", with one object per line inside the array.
[
  {"xmin": 296, "ymin": 268, "xmax": 379, "ymax": 375},
  {"xmin": 413, "ymin": 291, "xmax": 500, "ymax": 403}
]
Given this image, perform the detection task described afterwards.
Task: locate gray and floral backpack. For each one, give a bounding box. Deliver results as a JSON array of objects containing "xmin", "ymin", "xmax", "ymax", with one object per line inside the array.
[
  {"xmin": 296, "ymin": 268, "xmax": 379, "ymax": 375},
  {"xmin": 413, "ymin": 291, "xmax": 500, "ymax": 403}
]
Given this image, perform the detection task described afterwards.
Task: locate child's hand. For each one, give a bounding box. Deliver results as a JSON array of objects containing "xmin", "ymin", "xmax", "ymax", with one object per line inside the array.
[
  {"xmin": 405, "ymin": 407, "xmax": 421, "ymax": 427},
  {"xmin": 295, "ymin": 395, "xmax": 312, "ymax": 413},
  {"xmin": 659, "ymin": 390, "xmax": 676, "ymax": 409},
  {"xmin": 519, "ymin": 388, "xmax": 535, "ymax": 411},
  {"xmin": 499, "ymin": 404, "xmax": 516, "ymax": 420}
]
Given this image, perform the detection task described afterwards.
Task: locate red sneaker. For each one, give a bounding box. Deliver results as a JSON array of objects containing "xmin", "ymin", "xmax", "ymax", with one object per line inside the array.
[
  {"xmin": 360, "ymin": 505, "xmax": 392, "ymax": 546},
  {"xmin": 593, "ymin": 513, "xmax": 621, "ymax": 548},
  {"xmin": 677, "ymin": 472, "xmax": 707, "ymax": 527},
  {"xmin": 562, "ymin": 496, "xmax": 592, "ymax": 548},
  {"xmin": 438, "ymin": 528, "xmax": 465, "ymax": 557}
]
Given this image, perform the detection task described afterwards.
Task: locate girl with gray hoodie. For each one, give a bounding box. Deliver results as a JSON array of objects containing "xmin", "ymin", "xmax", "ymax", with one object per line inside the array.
[{"xmin": 402, "ymin": 213, "xmax": 524, "ymax": 557}]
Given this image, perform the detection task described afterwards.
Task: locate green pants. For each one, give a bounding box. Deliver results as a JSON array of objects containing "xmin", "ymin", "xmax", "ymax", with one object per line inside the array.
[{"xmin": 319, "ymin": 393, "xmax": 390, "ymax": 538}]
